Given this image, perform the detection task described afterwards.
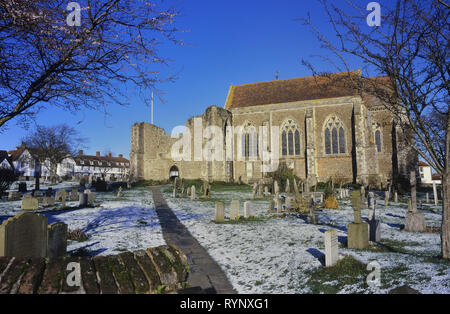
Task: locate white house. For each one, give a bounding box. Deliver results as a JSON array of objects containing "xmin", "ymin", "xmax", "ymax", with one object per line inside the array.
[{"xmin": 418, "ymin": 161, "xmax": 442, "ymax": 185}]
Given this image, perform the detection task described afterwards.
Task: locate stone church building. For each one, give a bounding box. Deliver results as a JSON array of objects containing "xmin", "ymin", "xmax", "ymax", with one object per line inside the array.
[{"xmin": 130, "ymin": 71, "xmax": 414, "ymax": 188}]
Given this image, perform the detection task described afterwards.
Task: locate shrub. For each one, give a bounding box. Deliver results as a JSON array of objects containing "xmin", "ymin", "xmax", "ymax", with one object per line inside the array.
[
  {"xmin": 267, "ymin": 162, "xmax": 300, "ymax": 191},
  {"xmin": 67, "ymin": 229, "xmax": 89, "ymax": 242}
]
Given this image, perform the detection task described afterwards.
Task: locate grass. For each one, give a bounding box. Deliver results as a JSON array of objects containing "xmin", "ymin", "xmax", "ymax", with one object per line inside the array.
[
  {"xmin": 213, "ymin": 216, "xmax": 266, "ymax": 225},
  {"xmin": 304, "ymin": 255, "xmax": 369, "ymax": 294}
]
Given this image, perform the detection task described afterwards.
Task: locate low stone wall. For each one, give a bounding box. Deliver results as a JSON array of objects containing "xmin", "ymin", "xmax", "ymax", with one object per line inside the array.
[{"xmin": 0, "ymin": 245, "xmax": 189, "ymax": 294}]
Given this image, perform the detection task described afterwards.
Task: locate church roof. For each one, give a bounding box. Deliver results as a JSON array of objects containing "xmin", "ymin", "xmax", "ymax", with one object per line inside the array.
[{"xmin": 225, "ymin": 71, "xmax": 361, "ymax": 109}]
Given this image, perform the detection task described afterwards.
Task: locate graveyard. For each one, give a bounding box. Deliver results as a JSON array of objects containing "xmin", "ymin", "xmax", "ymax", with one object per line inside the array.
[{"xmin": 1, "ymin": 178, "xmax": 447, "ymax": 294}]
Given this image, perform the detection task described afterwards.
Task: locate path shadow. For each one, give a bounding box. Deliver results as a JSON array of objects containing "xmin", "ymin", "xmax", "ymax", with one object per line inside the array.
[
  {"xmin": 386, "ymin": 223, "xmax": 404, "ymax": 229},
  {"xmin": 306, "ymin": 248, "xmax": 325, "ymax": 266}
]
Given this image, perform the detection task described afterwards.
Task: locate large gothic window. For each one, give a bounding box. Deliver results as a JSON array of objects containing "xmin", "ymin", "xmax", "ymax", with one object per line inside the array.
[
  {"xmin": 281, "ymin": 119, "xmax": 301, "ymax": 157},
  {"xmin": 241, "ymin": 121, "xmax": 258, "ymax": 158},
  {"xmin": 324, "ymin": 115, "xmax": 346, "ymax": 155},
  {"xmin": 373, "ymin": 123, "xmax": 382, "ymax": 152}
]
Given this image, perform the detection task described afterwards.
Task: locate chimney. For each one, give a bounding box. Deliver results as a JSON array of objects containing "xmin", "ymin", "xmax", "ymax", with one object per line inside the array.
[
  {"xmin": 96, "ymin": 151, "xmax": 100, "ymax": 157},
  {"xmin": 119, "ymin": 154, "xmax": 123, "ymax": 158},
  {"xmin": 78, "ymin": 150, "xmax": 84, "ymax": 156}
]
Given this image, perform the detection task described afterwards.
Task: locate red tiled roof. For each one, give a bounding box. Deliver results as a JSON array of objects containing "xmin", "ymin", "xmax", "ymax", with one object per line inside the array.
[
  {"xmin": 225, "ymin": 71, "xmax": 361, "ymax": 109},
  {"xmin": 7, "ymin": 143, "xmax": 27, "ymax": 161},
  {"xmin": 418, "ymin": 161, "xmax": 430, "ymax": 167}
]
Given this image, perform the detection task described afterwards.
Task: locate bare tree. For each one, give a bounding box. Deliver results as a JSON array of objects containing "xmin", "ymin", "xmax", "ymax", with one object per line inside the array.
[
  {"xmin": 300, "ymin": 0, "xmax": 449, "ymax": 258},
  {"xmin": 0, "ymin": 0, "xmax": 183, "ymax": 130},
  {"xmin": 23, "ymin": 124, "xmax": 86, "ymax": 184}
]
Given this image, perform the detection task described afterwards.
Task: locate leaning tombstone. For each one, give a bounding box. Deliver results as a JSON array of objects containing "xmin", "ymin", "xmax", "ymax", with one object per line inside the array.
[
  {"xmin": 244, "ymin": 201, "xmax": 252, "ymax": 218},
  {"xmin": 21, "ymin": 197, "xmax": 39, "ymax": 211},
  {"xmin": 0, "ymin": 212, "xmax": 48, "ymax": 258},
  {"xmin": 214, "ymin": 202, "xmax": 225, "ymax": 222},
  {"xmin": 8, "ymin": 191, "xmax": 21, "ymax": 201},
  {"xmin": 347, "ymin": 191, "xmax": 369, "ymax": 249},
  {"xmin": 325, "ymin": 229, "xmax": 339, "ymax": 267},
  {"xmin": 47, "ymin": 222, "xmax": 68, "ymax": 258}
]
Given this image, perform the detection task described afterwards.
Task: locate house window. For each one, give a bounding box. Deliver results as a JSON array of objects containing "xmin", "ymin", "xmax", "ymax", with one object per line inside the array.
[
  {"xmin": 281, "ymin": 119, "xmax": 301, "ymax": 157},
  {"xmin": 324, "ymin": 115, "xmax": 346, "ymax": 155}
]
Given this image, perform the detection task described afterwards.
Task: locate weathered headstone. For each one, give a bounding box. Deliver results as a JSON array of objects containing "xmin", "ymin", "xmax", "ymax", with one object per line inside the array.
[
  {"xmin": 394, "ymin": 191, "xmax": 398, "ymax": 203},
  {"xmin": 269, "ymin": 199, "xmax": 275, "ymax": 212},
  {"xmin": 214, "ymin": 202, "xmax": 225, "ymax": 222},
  {"xmin": 79, "ymin": 193, "xmax": 88, "ymax": 207},
  {"xmin": 384, "ymin": 191, "xmax": 389, "ymax": 206},
  {"xmin": 325, "ymin": 229, "xmax": 339, "ymax": 267},
  {"xmin": 274, "ymin": 181, "xmax": 279, "ymax": 195},
  {"xmin": 285, "ymin": 179, "xmax": 290, "ymax": 194},
  {"xmin": 21, "ymin": 197, "xmax": 39, "ymax": 211},
  {"xmin": 190, "ymin": 186, "xmax": 196, "ymax": 201},
  {"xmin": 61, "ymin": 190, "xmax": 67, "ymax": 208},
  {"xmin": 426, "ymin": 192, "xmax": 429, "ymax": 204},
  {"xmin": 0, "ymin": 212, "xmax": 48, "ymax": 258},
  {"xmin": 348, "ymin": 191, "xmax": 369, "ymax": 249},
  {"xmin": 47, "ymin": 222, "xmax": 67, "ymax": 258},
  {"xmin": 42, "ymin": 196, "xmax": 55, "ymax": 207},
  {"xmin": 8, "ymin": 191, "xmax": 21, "ymax": 201},
  {"xmin": 230, "ymin": 200, "xmax": 240, "ymax": 220},
  {"xmin": 293, "ymin": 178, "xmax": 300, "ymax": 198},
  {"xmin": 244, "ymin": 201, "xmax": 252, "ymax": 218},
  {"xmin": 276, "ymin": 199, "xmax": 283, "ymax": 213},
  {"xmin": 307, "ymin": 197, "xmax": 318, "ymax": 224},
  {"xmin": 69, "ymin": 188, "xmax": 78, "ymax": 201}
]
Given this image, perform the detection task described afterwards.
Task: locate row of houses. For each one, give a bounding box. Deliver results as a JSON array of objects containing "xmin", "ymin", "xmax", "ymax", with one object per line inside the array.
[{"xmin": 3, "ymin": 143, "xmax": 130, "ymax": 181}]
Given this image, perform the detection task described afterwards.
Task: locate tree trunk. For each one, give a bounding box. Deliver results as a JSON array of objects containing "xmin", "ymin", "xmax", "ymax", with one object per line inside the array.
[{"xmin": 442, "ymin": 113, "xmax": 450, "ymax": 259}]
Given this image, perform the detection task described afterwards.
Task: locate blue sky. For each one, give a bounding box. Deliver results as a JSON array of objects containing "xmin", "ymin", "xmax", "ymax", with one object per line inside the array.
[{"xmin": 0, "ymin": 0, "xmax": 374, "ymax": 158}]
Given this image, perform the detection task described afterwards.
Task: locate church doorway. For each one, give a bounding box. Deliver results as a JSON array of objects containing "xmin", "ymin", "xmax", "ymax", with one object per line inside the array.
[{"xmin": 169, "ymin": 166, "xmax": 179, "ymax": 181}]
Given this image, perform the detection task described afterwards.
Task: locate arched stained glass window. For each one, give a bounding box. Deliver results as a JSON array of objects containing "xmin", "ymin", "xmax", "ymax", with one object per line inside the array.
[
  {"xmin": 295, "ymin": 130, "xmax": 301, "ymax": 155},
  {"xmin": 325, "ymin": 128, "xmax": 331, "ymax": 154},
  {"xmin": 324, "ymin": 115, "xmax": 346, "ymax": 155},
  {"xmin": 282, "ymin": 131, "xmax": 287, "ymax": 156},
  {"xmin": 242, "ymin": 121, "xmax": 258, "ymax": 158},
  {"xmin": 373, "ymin": 123, "xmax": 382, "ymax": 153},
  {"xmin": 339, "ymin": 127, "xmax": 346, "ymax": 154},
  {"xmin": 281, "ymin": 119, "xmax": 301, "ymax": 156}
]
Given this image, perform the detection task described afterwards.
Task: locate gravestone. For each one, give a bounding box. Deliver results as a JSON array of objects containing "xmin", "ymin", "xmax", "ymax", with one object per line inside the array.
[
  {"xmin": 8, "ymin": 191, "xmax": 21, "ymax": 201},
  {"xmin": 69, "ymin": 189, "xmax": 78, "ymax": 201},
  {"xmin": 21, "ymin": 197, "xmax": 39, "ymax": 211},
  {"xmin": 79, "ymin": 193, "xmax": 88, "ymax": 207},
  {"xmin": 117, "ymin": 186, "xmax": 123, "ymax": 198},
  {"xmin": 61, "ymin": 190, "xmax": 67, "ymax": 208},
  {"xmin": 42, "ymin": 196, "xmax": 55, "ymax": 207},
  {"xmin": 190, "ymin": 186, "xmax": 196, "ymax": 201},
  {"xmin": 264, "ymin": 186, "xmax": 270, "ymax": 196},
  {"xmin": 257, "ymin": 181, "xmax": 264, "ymax": 198},
  {"xmin": 307, "ymin": 197, "xmax": 318, "ymax": 224},
  {"xmin": 251, "ymin": 183, "xmax": 257, "ymax": 200},
  {"xmin": 55, "ymin": 190, "xmax": 65, "ymax": 201},
  {"xmin": 426, "ymin": 192, "xmax": 429, "ymax": 204},
  {"xmin": 368, "ymin": 192, "xmax": 381, "ymax": 242},
  {"xmin": 18, "ymin": 182, "xmax": 27, "ymax": 193},
  {"xmin": 325, "ymin": 229, "xmax": 339, "ymax": 267},
  {"xmin": 347, "ymin": 191, "xmax": 369, "ymax": 249},
  {"xmin": 293, "ymin": 178, "xmax": 300, "ymax": 198},
  {"xmin": 276, "ymin": 199, "xmax": 283, "ymax": 213},
  {"xmin": 285, "ymin": 179, "xmax": 290, "ymax": 194},
  {"xmin": 243, "ymin": 201, "xmax": 252, "ymax": 218},
  {"xmin": 230, "ymin": 200, "xmax": 240, "ymax": 220},
  {"xmin": 384, "ymin": 191, "xmax": 389, "ymax": 206},
  {"xmin": 285, "ymin": 196, "xmax": 295, "ymax": 210},
  {"xmin": 394, "ymin": 191, "xmax": 398, "ymax": 203},
  {"xmin": 269, "ymin": 199, "xmax": 275, "ymax": 212},
  {"xmin": 0, "ymin": 212, "xmax": 48, "ymax": 258},
  {"xmin": 47, "ymin": 222, "xmax": 67, "ymax": 258},
  {"xmin": 405, "ymin": 199, "xmax": 426, "ymax": 232},
  {"xmin": 214, "ymin": 202, "xmax": 225, "ymax": 222},
  {"xmin": 274, "ymin": 181, "xmax": 279, "ymax": 195}
]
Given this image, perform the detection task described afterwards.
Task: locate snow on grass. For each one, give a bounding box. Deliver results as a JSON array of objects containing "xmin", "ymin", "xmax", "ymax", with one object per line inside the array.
[
  {"xmin": 0, "ymin": 187, "xmax": 165, "ymax": 257},
  {"xmin": 163, "ymin": 186, "xmax": 449, "ymax": 294}
]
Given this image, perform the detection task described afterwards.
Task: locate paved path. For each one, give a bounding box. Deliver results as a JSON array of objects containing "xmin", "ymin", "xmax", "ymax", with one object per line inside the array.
[{"xmin": 151, "ymin": 186, "xmax": 236, "ymax": 294}]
